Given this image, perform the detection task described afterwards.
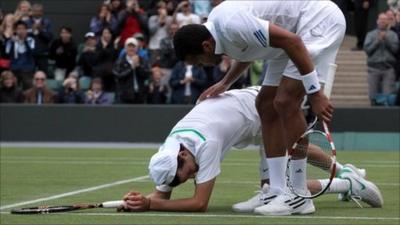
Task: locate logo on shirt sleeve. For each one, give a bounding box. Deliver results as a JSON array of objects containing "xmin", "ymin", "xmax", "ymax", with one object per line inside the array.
[{"xmin": 253, "ymin": 29, "xmax": 267, "ymax": 47}]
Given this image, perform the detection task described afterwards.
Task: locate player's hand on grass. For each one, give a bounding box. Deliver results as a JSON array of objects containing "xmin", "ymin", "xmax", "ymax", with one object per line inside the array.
[
  {"xmin": 118, "ymin": 191, "xmax": 151, "ymax": 212},
  {"xmin": 309, "ymin": 90, "xmax": 334, "ymax": 123},
  {"xmin": 198, "ymin": 81, "xmax": 229, "ymax": 102}
]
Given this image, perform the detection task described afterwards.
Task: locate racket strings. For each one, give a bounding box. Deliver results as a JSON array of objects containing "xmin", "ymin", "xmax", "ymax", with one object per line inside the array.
[{"xmin": 307, "ymin": 159, "xmax": 332, "ymax": 171}]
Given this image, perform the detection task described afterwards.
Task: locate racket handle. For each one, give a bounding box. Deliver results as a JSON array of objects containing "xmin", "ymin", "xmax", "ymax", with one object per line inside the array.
[{"xmin": 101, "ymin": 200, "xmax": 124, "ymax": 208}]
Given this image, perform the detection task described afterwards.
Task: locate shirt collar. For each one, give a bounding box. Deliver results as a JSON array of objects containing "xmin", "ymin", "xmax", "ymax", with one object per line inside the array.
[{"xmin": 203, "ymin": 21, "xmax": 223, "ymax": 54}]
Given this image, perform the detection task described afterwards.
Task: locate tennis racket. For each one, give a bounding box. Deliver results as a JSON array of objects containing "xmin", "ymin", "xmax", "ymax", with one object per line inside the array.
[
  {"xmin": 10, "ymin": 200, "xmax": 124, "ymax": 214},
  {"xmin": 287, "ymin": 63, "xmax": 337, "ymax": 199}
]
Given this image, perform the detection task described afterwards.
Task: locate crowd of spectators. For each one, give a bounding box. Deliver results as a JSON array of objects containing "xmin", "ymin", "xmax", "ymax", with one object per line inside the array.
[
  {"xmin": 0, "ymin": 0, "xmax": 399, "ymax": 106},
  {"xmin": 0, "ymin": 0, "xmax": 246, "ymax": 105}
]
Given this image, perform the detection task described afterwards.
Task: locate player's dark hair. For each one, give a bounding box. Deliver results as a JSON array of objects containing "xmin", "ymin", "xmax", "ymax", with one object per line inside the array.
[{"xmin": 173, "ymin": 24, "xmax": 212, "ymax": 61}]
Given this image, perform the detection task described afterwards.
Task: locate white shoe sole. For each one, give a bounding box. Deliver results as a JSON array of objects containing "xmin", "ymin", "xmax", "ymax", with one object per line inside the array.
[{"xmin": 254, "ymin": 200, "xmax": 315, "ymax": 216}]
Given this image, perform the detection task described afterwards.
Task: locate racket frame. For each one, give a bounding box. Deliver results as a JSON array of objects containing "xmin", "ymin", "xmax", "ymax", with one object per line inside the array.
[
  {"xmin": 287, "ymin": 63, "xmax": 338, "ymax": 199},
  {"xmin": 10, "ymin": 200, "xmax": 123, "ymax": 214}
]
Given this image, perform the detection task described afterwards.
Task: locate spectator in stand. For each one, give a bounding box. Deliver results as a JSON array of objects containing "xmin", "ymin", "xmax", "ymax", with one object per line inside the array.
[
  {"xmin": 392, "ymin": 9, "xmax": 400, "ymax": 37},
  {"xmin": 49, "ymin": 26, "xmax": 77, "ymax": 81},
  {"xmin": 1, "ymin": 14, "xmax": 15, "ymax": 41},
  {"xmin": 173, "ymin": 1, "xmax": 201, "ymax": 28},
  {"xmin": 394, "ymin": 10, "xmax": 400, "ymax": 78},
  {"xmin": 23, "ymin": 70, "xmax": 56, "ymax": 104},
  {"xmin": 5, "ymin": 20, "xmax": 35, "ymax": 90},
  {"xmin": 352, "ymin": 0, "xmax": 371, "ymax": 51},
  {"xmin": 364, "ymin": 13, "xmax": 399, "ymax": 105},
  {"xmin": 0, "ymin": 70, "xmax": 24, "ymax": 103},
  {"xmin": 165, "ymin": 0, "xmax": 179, "ymax": 16},
  {"xmin": 117, "ymin": 0, "xmax": 148, "ymax": 47},
  {"xmin": 147, "ymin": 65, "xmax": 167, "ymax": 104},
  {"xmin": 386, "ymin": 9, "xmax": 397, "ymax": 30},
  {"xmin": 14, "ymin": 0, "xmax": 31, "ymax": 23},
  {"xmin": 394, "ymin": 9, "xmax": 400, "ymax": 106},
  {"xmin": 57, "ymin": 75, "xmax": 85, "ymax": 104},
  {"xmin": 85, "ymin": 77, "xmax": 113, "ymax": 105},
  {"xmin": 94, "ymin": 27, "xmax": 117, "ymax": 91},
  {"xmin": 159, "ymin": 23, "xmax": 178, "ymax": 78},
  {"xmin": 0, "ymin": 14, "xmax": 16, "ymax": 72},
  {"xmin": 169, "ymin": 61, "xmax": 207, "ymax": 104},
  {"xmin": 109, "ymin": 0, "xmax": 125, "ymax": 22},
  {"xmin": 148, "ymin": 1, "xmax": 173, "ymax": 64},
  {"xmin": 387, "ymin": 0, "xmax": 400, "ymax": 12},
  {"xmin": 190, "ymin": 0, "xmax": 211, "ymax": 20},
  {"xmin": 26, "ymin": 3, "xmax": 53, "ymax": 75},
  {"xmin": 77, "ymin": 32, "xmax": 98, "ymax": 78},
  {"xmin": 90, "ymin": 4, "xmax": 118, "ymax": 37},
  {"xmin": 133, "ymin": 32, "xmax": 150, "ymax": 62},
  {"xmin": 113, "ymin": 37, "xmax": 149, "ymax": 104}
]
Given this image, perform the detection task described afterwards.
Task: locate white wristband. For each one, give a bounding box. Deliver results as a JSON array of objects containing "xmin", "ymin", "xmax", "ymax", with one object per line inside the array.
[{"xmin": 302, "ymin": 70, "xmax": 321, "ymax": 94}]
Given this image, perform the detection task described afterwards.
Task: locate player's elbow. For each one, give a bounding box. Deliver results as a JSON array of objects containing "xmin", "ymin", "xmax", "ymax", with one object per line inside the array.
[
  {"xmin": 284, "ymin": 34, "xmax": 303, "ymax": 51},
  {"xmin": 193, "ymin": 201, "xmax": 208, "ymax": 212},
  {"xmin": 271, "ymin": 31, "xmax": 302, "ymax": 50}
]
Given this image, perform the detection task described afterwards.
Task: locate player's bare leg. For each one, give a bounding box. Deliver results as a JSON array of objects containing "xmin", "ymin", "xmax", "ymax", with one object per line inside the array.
[
  {"xmin": 274, "ymin": 77, "xmax": 309, "ymax": 194},
  {"xmin": 254, "ymin": 78, "xmax": 315, "ymax": 215},
  {"xmin": 255, "ymin": 86, "xmax": 287, "ymax": 196}
]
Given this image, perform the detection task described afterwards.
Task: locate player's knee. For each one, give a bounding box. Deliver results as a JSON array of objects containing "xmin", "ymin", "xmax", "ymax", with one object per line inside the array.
[
  {"xmin": 256, "ymin": 95, "xmax": 275, "ymax": 118},
  {"xmin": 273, "ymin": 95, "xmax": 298, "ymax": 117}
]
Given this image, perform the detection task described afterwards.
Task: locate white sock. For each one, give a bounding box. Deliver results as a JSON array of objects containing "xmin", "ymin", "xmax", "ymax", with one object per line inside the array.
[
  {"xmin": 267, "ymin": 156, "xmax": 287, "ymax": 194},
  {"xmin": 319, "ymin": 178, "xmax": 350, "ymax": 193},
  {"xmin": 335, "ymin": 162, "xmax": 343, "ymax": 173},
  {"xmin": 289, "ymin": 158, "xmax": 307, "ymax": 192}
]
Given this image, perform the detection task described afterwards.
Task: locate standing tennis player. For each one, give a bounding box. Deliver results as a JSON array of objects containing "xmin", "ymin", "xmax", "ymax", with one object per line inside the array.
[
  {"xmin": 119, "ymin": 88, "xmax": 383, "ymax": 213},
  {"xmin": 172, "ymin": 1, "xmax": 346, "ymax": 215}
]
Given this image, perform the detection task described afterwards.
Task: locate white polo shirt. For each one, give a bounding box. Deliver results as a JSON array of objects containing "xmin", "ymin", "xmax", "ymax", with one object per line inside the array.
[
  {"xmin": 203, "ymin": 1, "xmax": 344, "ymax": 81},
  {"xmin": 156, "ymin": 87, "xmax": 261, "ymax": 192}
]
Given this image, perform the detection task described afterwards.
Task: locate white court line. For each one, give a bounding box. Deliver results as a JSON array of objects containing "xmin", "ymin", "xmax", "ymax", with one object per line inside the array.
[
  {"xmin": 0, "ymin": 142, "xmax": 260, "ymax": 151},
  {"xmin": 128, "ymin": 179, "xmax": 400, "ymax": 187},
  {"xmin": 2, "ymin": 160, "xmax": 399, "ymax": 168},
  {"xmin": 0, "ymin": 211, "xmax": 398, "ymax": 221},
  {"xmin": 0, "ymin": 175, "xmax": 148, "ymax": 211}
]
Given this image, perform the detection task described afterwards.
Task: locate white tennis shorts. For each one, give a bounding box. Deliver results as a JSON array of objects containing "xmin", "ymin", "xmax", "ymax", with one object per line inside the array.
[{"xmin": 262, "ymin": 11, "xmax": 346, "ymax": 86}]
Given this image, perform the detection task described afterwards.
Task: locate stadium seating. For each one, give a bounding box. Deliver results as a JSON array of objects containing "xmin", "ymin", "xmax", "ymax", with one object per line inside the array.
[
  {"xmin": 46, "ymin": 79, "xmax": 62, "ymax": 91},
  {"xmin": 79, "ymin": 77, "xmax": 92, "ymax": 91},
  {"xmin": 332, "ymin": 36, "xmax": 370, "ymax": 107}
]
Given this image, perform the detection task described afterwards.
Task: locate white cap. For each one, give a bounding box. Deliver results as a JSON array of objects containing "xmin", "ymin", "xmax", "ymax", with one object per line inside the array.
[
  {"xmin": 125, "ymin": 37, "xmax": 138, "ymax": 47},
  {"xmin": 84, "ymin": 32, "xmax": 96, "ymax": 39},
  {"xmin": 148, "ymin": 137, "xmax": 181, "ymax": 186}
]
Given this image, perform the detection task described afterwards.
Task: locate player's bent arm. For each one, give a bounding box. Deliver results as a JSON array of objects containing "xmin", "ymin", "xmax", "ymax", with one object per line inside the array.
[
  {"xmin": 220, "ymin": 61, "xmax": 252, "ymax": 87},
  {"xmin": 149, "ymin": 178, "xmax": 216, "ymax": 212},
  {"xmin": 268, "ymin": 23, "xmax": 314, "ymax": 75},
  {"xmin": 198, "ymin": 62, "xmax": 251, "ymax": 101}
]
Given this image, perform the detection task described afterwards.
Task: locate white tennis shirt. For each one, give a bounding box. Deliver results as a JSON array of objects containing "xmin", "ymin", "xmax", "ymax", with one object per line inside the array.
[
  {"xmin": 204, "ymin": 1, "xmax": 340, "ymax": 62},
  {"xmin": 156, "ymin": 87, "xmax": 261, "ymax": 192}
]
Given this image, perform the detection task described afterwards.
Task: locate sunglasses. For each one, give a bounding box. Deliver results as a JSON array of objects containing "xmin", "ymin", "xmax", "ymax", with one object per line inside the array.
[{"xmin": 35, "ymin": 78, "xmax": 45, "ymax": 81}]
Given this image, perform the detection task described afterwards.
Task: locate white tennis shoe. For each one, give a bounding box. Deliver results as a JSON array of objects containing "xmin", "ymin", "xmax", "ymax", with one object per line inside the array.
[
  {"xmin": 253, "ymin": 190, "xmax": 315, "ymax": 216},
  {"xmin": 337, "ymin": 164, "xmax": 366, "ymax": 201},
  {"xmin": 232, "ymin": 184, "xmax": 270, "ymax": 213},
  {"xmin": 337, "ymin": 166, "xmax": 383, "ymax": 208}
]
